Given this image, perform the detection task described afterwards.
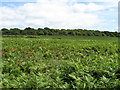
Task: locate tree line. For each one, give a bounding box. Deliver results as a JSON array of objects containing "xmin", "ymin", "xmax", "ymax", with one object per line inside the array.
[{"xmin": 1, "ymin": 27, "xmax": 120, "ymax": 37}]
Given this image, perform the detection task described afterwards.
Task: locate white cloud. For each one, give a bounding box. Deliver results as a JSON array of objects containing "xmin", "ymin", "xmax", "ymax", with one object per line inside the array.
[
  {"xmin": 0, "ymin": 0, "xmax": 117, "ymax": 31},
  {"xmin": 2, "ymin": 0, "xmax": 118, "ymax": 2},
  {"xmin": 71, "ymin": 3, "xmax": 105, "ymax": 12},
  {"xmin": 36, "ymin": 0, "xmax": 118, "ymax": 3},
  {"xmin": 1, "ymin": 0, "xmax": 36, "ymax": 2}
]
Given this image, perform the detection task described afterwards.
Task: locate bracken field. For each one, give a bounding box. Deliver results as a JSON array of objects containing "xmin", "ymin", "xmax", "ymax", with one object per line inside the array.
[{"xmin": 1, "ymin": 35, "xmax": 120, "ymax": 88}]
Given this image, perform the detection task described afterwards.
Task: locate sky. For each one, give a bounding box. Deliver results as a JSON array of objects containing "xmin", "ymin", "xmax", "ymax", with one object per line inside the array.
[{"xmin": 0, "ymin": 0, "xmax": 119, "ymax": 32}]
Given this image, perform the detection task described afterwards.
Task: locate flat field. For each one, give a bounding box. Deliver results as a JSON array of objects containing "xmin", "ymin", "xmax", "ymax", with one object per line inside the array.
[{"xmin": 2, "ymin": 36, "xmax": 120, "ymax": 88}]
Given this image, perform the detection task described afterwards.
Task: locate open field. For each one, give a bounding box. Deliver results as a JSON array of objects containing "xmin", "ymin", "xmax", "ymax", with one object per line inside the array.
[{"xmin": 2, "ymin": 36, "xmax": 120, "ymax": 88}]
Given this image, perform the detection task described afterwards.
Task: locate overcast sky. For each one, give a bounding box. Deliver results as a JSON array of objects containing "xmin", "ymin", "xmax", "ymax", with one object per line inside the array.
[{"xmin": 0, "ymin": 0, "xmax": 118, "ymax": 31}]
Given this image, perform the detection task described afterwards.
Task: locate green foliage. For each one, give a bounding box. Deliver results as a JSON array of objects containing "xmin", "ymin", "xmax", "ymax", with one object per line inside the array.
[
  {"xmin": 1, "ymin": 27, "xmax": 120, "ymax": 37},
  {"xmin": 2, "ymin": 36, "xmax": 120, "ymax": 88}
]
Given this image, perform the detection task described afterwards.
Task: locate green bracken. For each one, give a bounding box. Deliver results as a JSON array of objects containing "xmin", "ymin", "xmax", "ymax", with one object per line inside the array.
[{"xmin": 2, "ymin": 36, "xmax": 120, "ymax": 88}]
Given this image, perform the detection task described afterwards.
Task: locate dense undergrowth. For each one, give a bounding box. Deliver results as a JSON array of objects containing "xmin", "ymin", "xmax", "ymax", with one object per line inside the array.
[{"xmin": 2, "ymin": 36, "xmax": 120, "ymax": 88}]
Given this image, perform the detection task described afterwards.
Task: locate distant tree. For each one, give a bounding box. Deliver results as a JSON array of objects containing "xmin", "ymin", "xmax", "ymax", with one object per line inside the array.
[
  {"xmin": 24, "ymin": 27, "xmax": 35, "ymax": 35},
  {"xmin": 1, "ymin": 28, "xmax": 8, "ymax": 31},
  {"xmin": 103, "ymin": 31, "xmax": 110, "ymax": 36},
  {"xmin": 77, "ymin": 32, "xmax": 81, "ymax": 36},
  {"xmin": 1, "ymin": 28, "xmax": 10, "ymax": 35},
  {"xmin": 59, "ymin": 31, "xmax": 67, "ymax": 35},
  {"xmin": 81, "ymin": 31, "xmax": 86, "ymax": 36},
  {"xmin": 38, "ymin": 28, "xmax": 44, "ymax": 31},
  {"xmin": 38, "ymin": 31, "xmax": 44, "ymax": 35},
  {"xmin": 68, "ymin": 31, "xmax": 75, "ymax": 36},
  {"xmin": 63, "ymin": 31, "xmax": 68, "ymax": 35},
  {"xmin": 44, "ymin": 27, "xmax": 50, "ymax": 30},
  {"xmin": 43, "ymin": 30, "xmax": 48, "ymax": 35},
  {"xmin": 21, "ymin": 30, "xmax": 27, "ymax": 35},
  {"xmin": 48, "ymin": 31, "xmax": 53, "ymax": 35},
  {"xmin": 10, "ymin": 28, "xmax": 20, "ymax": 35},
  {"xmin": 1, "ymin": 27, "xmax": 120, "ymax": 37}
]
